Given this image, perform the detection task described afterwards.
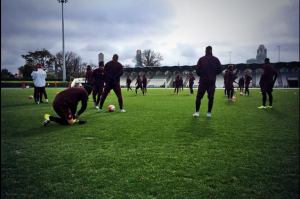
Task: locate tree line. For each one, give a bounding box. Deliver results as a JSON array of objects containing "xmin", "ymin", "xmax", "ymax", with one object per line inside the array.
[{"xmin": 16, "ymin": 48, "xmax": 163, "ymax": 78}]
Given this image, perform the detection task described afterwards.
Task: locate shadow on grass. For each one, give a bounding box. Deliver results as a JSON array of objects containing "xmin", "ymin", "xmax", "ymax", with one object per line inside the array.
[{"xmin": 176, "ymin": 116, "xmax": 215, "ymax": 141}]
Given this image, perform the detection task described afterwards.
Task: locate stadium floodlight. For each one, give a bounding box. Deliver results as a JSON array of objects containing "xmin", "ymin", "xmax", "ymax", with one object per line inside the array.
[{"xmin": 57, "ymin": 0, "xmax": 68, "ymax": 82}]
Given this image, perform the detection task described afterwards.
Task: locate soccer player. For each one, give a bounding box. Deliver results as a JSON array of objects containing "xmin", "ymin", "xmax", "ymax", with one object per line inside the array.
[
  {"xmin": 173, "ymin": 74, "xmax": 180, "ymax": 94},
  {"xmin": 31, "ymin": 64, "xmax": 48, "ymax": 104},
  {"xmin": 188, "ymin": 73, "xmax": 195, "ymax": 95},
  {"xmin": 193, "ymin": 46, "xmax": 222, "ymax": 117},
  {"xmin": 43, "ymin": 85, "xmax": 93, "ymax": 126},
  {"xmin": 135, "ymin": 75, "xmax": 144, "ymax": 95},
  {"xmin": 258, "ymin": 58, "xmax": 277, "ymax": 109},
  {"xmin": 223, "ymin": 70, "xmax": 228, "ymax": 96},
  {"xmin": 225, "ymin": 65, "xmax": 238, "ymax": 101},
  {"xmin": 244, "ymin": 72, "xmax": 253, "ymax": 96},
  {"xmin": 179, "ymin": 77, "xmax": 184, "ymax": 91},
  {"xmin": 91, "ymin": 61, "xmax": 105, "ymax": 109},
  {"xmin": 142, "ymin": 75, "xmax": 147, "ymax": 93},
  {"xmin": 126, "ymin": 76, "xmax": 132, "ymax": 91},
  {"xmin": 85, "ymin": 65, "xmax": 93, "ymax": 86},
  {"xmin": 99, "ymin": 54, "xmax": 126, "ymax": 112},
  {"xmin": 238, "ymin": 76, "xmax": 245, "ymax": 93}
]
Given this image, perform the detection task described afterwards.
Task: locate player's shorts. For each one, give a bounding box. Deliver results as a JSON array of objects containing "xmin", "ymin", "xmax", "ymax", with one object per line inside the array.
[
  {"xmin": 262, "ymin": 83, "xmax": 273, "ymax": 93},
  {"xmin": 93, "ymin": 86, "xmax": 104, "ymax": 95},
  {"xmin": 197, "ymin": 82, "xmax": 215, "ymax": 99}
]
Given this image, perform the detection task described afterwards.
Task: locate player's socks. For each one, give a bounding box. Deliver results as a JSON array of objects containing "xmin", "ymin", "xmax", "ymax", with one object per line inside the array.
[{"xmin": 207, "ymin": 112, "xmax": 211, "ymax": 118}]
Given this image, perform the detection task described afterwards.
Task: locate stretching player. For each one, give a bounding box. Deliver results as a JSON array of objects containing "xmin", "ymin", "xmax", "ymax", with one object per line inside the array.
[{"xmin": 43, "ymin": 85, "xmax": 92, "ymax": 126}]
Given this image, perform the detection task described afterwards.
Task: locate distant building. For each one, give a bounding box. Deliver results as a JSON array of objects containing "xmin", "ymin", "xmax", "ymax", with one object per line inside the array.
[
  {"xmin": 135, "ymin": 50, "xmax": 142, "ymax": 67},
  {"xmin": 98, "ymin": 53, "xmax": 104, "ymax": 65},
  {"xmin": 246, "ymin": 45, "xmax": 267, "ymax": 64}
]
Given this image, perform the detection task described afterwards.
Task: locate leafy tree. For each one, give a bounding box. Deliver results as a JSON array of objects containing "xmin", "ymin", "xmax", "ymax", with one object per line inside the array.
[
  {"xmin": 21, "ymin": 49, "xmax": 56, "ymax": 71},
  {"xmin": 133, "ymin": 49, "xmax": 163, "ymax": 67},
  {"xmin": 18, "ymin": 63, "xmax": 35, "ymax": 78},
  {"xmin": 1, "ymin": 69, "xmax": 15, "ymax": 79}
]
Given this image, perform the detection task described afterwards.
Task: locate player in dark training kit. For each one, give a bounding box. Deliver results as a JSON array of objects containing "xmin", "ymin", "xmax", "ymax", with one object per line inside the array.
[
  {"xmin": 43, "ymin": 85, "xmax": 93, "ymax": 126},
  {"xmin": 135, "ymin": 75, "xmax": 144, "ymax": 96},
  {"xmin": 225, "ymin": 65, "xmax": 238, "ymax": 101},
  {"xmin": 99, "ymin": 54, "xmax": 126, "ymax": 113},
  {"xmin": 258, "ymin": 58, "xmax": 277, "ymax": 109},
  {"xmin": 85, "ymin": 65, "xmax": 93, "ymax": 86},
  {"xmin": 142, "ymin": 75, "xmax": 147, "ymax": 94},
  {"xmin": 174, "ymin": 74, "xmax": 180, "ymax": 94},
  {"xmin": 223, "ymin": 70, "xmax": 228, "ymax": 96},
  {"xmin": 188, "ymin": 73, "xmax": 195, "ymax": 95},
  {"xmin": 91, "ymin": 61, "xmax": 105, "ymax": 109},
  {"xmin": 193, "ymin": 46, "xmax": 222, "ymax": 117},
  {"xmin": 244, "ymin": 72, "xmax": 252, "ymax": 96},
  {"xmin": 126, "ymin": 76, "xmax": 132, "ymax": 91},
  {"xmin": 238, "ymin": 76, "xmax": 245, "ymax": 93}
]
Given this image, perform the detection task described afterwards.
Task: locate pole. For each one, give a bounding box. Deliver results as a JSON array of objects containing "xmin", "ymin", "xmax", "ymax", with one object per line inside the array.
[
  {"xmin": 278, "ymin": 46, "xmax": 280, "ymax": 62},
  {"xmin": 62, "ymin": 2, "xmax": 66, "ymax": 82}
]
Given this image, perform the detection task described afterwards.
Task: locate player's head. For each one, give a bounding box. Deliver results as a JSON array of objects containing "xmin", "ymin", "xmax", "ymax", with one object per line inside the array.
[
  {"xmin": 113, "ymin": 54, "xmax": 119, "ymax": 61},
  {"xmin": 99, "ymin": 61, "xmax": 104, "ymax": 67},
  {"xmin": 228, "ymin": 64, "xmax": 234, "ymax": 70},
  {"xmin": 87, "ymin": 65, "xmax": 91, "ymax": 70},
  {"xmin": 83, "ymin": 84, "xmax": 93, "ymax": 95},
  {"xmin": 99, "ymin": 61, "xmax": 104, "ymax": 70},
  {"xmin": 205, "ymin": 46, "xmax": 212, "ymax": 53},
  {"xmin": 264, "ymin": 58, "xmax": 270, "ymax": 64}
]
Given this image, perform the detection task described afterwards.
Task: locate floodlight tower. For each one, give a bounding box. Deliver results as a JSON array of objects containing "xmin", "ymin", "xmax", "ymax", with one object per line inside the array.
[{"xmin": 58, "ymin": 0, "xmax": 68, "ymax": 81}]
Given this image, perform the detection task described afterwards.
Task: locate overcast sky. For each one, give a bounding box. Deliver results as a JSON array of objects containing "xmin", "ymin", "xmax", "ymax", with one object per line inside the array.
[{"xmin": 1, "ymin": 0, "xmax": 299, "ymax": 73}]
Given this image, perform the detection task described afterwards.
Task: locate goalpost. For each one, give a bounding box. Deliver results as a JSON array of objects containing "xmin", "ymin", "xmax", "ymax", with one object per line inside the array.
[{"xmin": 147, "ymin": 79, "xmax": 168, "ymax": 88}]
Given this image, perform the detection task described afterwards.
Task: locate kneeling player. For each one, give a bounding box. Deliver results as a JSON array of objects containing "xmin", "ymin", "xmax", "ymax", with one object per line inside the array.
[{"xmin": 43, "ymin": 85, "xmax": 92, "ymax": 126}]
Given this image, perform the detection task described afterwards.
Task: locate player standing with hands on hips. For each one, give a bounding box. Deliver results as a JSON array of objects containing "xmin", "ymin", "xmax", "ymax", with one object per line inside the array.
[{"xmin": 193, "ymin": 46, "xmax": 222, "ymax": 118}]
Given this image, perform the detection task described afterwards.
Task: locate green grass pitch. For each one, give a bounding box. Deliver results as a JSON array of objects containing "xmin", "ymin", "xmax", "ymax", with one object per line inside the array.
[{"xmin": 1, "ymin": 88, "xmax": 299, "ymax": 198}]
